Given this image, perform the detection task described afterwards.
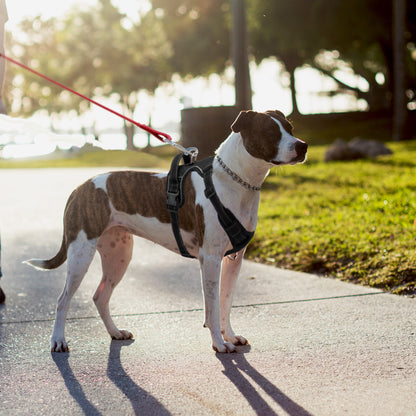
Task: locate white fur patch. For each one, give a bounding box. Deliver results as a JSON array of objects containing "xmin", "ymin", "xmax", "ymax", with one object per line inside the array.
[
  {"xmin": 92, "ymin": 173, "xmax": 111, "ymax": 192},
  {"xmin": 152, "ymin": 172, "xmax": 167, "ymax": 179},
  {"xmin": 271, "ymin": 117, "xmax": 299, "ymax": 164}
]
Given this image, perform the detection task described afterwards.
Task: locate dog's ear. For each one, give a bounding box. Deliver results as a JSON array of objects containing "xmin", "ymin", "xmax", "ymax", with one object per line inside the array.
[
  {"xmin": 231, "ymin": 110, "xmax": 257, "ymax": 133},
  {"xmin": 265, "ymin": 109, "xmax": 285, "ymax": 119}
]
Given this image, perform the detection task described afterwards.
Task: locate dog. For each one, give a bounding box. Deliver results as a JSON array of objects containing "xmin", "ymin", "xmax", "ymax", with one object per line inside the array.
[{"xmin": 25, "ymin": 110, "xmax": 307, "ymax": 353}]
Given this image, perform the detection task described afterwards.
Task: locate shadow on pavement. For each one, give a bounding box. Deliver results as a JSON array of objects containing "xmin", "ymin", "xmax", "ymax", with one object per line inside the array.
[
  {"xmin": 107, "ymin": 339, "xmax": 171, "ymax": 416},
  {"xmin": 52, "ymin": 352, "xmax": 102, "ymax": 416},
  {"xmin": 217, "ymin": 347, "xmax": 314, "ymax": 416}
]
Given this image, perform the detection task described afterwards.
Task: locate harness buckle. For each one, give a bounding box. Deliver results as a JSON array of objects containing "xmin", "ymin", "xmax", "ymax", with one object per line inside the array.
[
  {"xmin": 166, "ymin": 191, "xmax": 180, "ymax": 211},
  {"xmin": 204, "ymin": 184, "xmax": 218, "ymax": 200}
]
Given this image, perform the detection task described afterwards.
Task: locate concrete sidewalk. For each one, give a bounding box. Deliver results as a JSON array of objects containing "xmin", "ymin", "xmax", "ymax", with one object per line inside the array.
[
  {"xmin": 1, "ymin": 240, "xmax": 415, "ymax": 416},
  {"xmin": 0, "ymin": 168, "xmax": 415, "ymax": 415}
]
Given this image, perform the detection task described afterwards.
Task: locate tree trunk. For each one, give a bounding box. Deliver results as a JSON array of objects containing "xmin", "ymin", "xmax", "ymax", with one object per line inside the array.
[
  {"xmin": 124, "ymin": 121, "xmax": 136, "ymax": 151},
  {"xmin": 287, "ymin": 64, "xmax": 300, "ymax": 116},
  {"xmin": 145, "ymin": 115, "xmax": 152, "ymax": 151},
  {"xmin": 232, "ymin": 0, "xmax": 252, "ymax": 111},
  {"xmin": 122, "ymin": 96, "xmax": 137, "ymax": 150},
  {"xmin": 392, "ymin": 0, "xmax": 407, "ymax": 141}
]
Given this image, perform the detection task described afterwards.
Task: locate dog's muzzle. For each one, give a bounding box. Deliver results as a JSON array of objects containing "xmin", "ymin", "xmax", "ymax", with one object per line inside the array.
[
  {"xmin": 292, "ymin": 140, "xmax": 308, "ymax": 163},
  {"xmin": 273, "ymin": 139, "xmax": 308, "ymax": 165}
]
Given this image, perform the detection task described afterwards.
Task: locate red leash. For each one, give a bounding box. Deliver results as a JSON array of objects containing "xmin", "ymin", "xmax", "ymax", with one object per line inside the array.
[{"xmin": 0, "ymin": 52, "xmax": 195, "ymax": 155}]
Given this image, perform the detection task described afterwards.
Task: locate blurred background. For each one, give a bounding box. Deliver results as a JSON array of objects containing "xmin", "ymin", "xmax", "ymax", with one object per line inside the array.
[{"xmin": 0, "ymin": 0, "xmax": 415, "ymax": 159}]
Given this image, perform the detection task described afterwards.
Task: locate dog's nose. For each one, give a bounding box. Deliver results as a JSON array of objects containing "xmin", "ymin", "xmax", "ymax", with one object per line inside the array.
[{"xmin": 295, "ymin": 140, "xmax": 308, "ymax": 156}]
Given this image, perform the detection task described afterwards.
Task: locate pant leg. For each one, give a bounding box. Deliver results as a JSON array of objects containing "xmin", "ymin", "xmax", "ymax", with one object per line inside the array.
[{"xmin": 0, "ymin": 233, "xmax": 2, "ymax": 278}]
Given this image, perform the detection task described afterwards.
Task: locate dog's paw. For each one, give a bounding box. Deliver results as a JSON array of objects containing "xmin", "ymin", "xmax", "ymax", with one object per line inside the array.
[
  {"xmin": 111, "ymin": 329, "xmax": 134, "ymax": 340},
  {"xmin": 223, "ymin": 332, "xmax": 249, "ymax": 346},
  {"xmin": 51, "ymin": 338, "xmax": 69, "ymax": 353},
  {"xmin": 212, "ymin": 341, "xmax": 236, "ymax": 353},
  {"xmin": 230, "ymin": 335, "xmax": 249, "ymax": 346}
]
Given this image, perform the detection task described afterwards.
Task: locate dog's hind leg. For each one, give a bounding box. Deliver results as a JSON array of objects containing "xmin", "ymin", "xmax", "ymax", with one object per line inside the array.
[
  {"xmin": 51, "ymin": 231, "xmax": 98, "ymax": 352},
  {"xmin": 94, "ymin": 227, "xmax": 134, "ymax": 340},
  {"xmin": 220, "ymin": 248, "xmax": 248, "ymax": 346}
]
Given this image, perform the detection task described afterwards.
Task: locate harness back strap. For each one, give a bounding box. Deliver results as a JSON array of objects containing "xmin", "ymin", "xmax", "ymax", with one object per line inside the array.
[{"xmin": 166, "ymin": 154, "xmax": 254, "ymax": 258}]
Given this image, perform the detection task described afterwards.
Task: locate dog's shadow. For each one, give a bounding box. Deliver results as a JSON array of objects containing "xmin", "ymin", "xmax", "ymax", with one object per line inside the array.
[
  {"xmin": 52, "ymin": 340, "xmax": 171, "ymax": 416},
  {"xmin": 52, "ymin": 340, "xmax": 312, "ymax": 416},
  {"xmin": 217, "ymin": 346, "xmax": 314, "ymax": 416},
  {"xmin": 52, "ymin": 352, "xmax": 102, "ymax": 416},
  {"xmin": 107, "ymin": 339, "xmax": 171, "ymax": 416}
]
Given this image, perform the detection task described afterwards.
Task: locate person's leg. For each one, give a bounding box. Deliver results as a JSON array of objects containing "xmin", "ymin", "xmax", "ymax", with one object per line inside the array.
[
  {"xmin": 0, "ymin": 2, "xmax": 9, "ymax": 302},
  {"xmin": 0, "ymin": 285, "xmax": 4, "ymax": 303},
  {"xmin": 0, "ymin": 234, "xmax": 4, "ymax": 303}
]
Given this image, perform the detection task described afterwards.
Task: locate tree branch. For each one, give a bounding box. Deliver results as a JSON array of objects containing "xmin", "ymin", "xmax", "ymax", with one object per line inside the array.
[{"xmin": 310, "ymin": 65, "xmax": 363, "ymax": 93}]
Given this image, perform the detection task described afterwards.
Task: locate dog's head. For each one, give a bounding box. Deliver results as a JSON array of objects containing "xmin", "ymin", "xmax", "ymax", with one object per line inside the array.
[{"xmin": 231, "ymin": 110, "xmax": 307, "ymax": 165}]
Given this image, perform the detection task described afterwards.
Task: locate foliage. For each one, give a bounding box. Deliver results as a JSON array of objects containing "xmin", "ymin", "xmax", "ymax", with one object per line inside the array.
[
  {"xmin": 151, "ymin": 0, "xmax": 232, "ymax": 77},
  {"xmin": 247, "ymin": 0, "xmax": 416, "ymax": 112},
  {"xmin": 5, "ymin": 0, "xmax": 172, "ymax": 149},
  {"xmin": 247, "ymin": 0, "xmax": 316, "ymax": 67},
  {"xmin": 246, "ymin": 141, "xmax": 416, "ymax": 296},
  {"xmin": 150, "ymin": 0, "xmax": 415, "ymax": 113},
  {"xmin": 3, "ymin": 0, "xmax": 416, "ymax": 145}
]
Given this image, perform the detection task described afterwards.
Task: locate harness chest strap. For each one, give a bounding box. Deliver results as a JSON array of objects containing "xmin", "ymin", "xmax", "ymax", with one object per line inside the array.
[{"xmin": 166, "ymin": 154, "xmax": 254, "ymax": 258}]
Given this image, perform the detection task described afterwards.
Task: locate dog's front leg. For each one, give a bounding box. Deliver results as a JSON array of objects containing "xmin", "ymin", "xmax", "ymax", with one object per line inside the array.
[
  {"xmin": 199, "ymin": 252, "xmax": 235, "ymax": 353},
  {"xmin": 220, "ymin": 248, "xmax": 248, "ymax": 346}
]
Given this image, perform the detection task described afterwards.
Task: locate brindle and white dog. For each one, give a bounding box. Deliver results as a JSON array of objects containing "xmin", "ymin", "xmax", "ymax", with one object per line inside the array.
[{"xmin": 26, "ymin": 110, "xmax": 307, "ymax": 353}]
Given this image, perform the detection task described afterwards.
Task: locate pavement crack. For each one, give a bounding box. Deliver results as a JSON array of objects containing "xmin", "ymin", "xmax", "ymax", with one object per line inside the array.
[{"xmin": 0, "ymin": 291, "xmax": 385, "ymax": 326}]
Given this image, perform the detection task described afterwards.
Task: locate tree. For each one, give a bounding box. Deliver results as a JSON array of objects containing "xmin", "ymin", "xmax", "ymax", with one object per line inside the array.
[
  {"xmin": 247, "ymin": 0, "xmax": 416, "ymax": 114},
  {"xmin": 308, "ymin": 0, "xmax": 395, "ymax": 111},
  {"xmin": 5, "ymin": 0, "xmax": 172, "ymax": 149},
  {"xmin": 247, "ymin": 0, "xmax": 317, "ymax": 115},
  {"xmin": 393, "ymin": 0, "xmax": 407, "ymax": 140},
  {"xmin": 150, "ymin": 0, "xmax": 231, "ymax": 77}
]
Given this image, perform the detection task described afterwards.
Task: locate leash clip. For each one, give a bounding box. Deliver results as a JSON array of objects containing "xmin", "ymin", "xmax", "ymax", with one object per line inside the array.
[
  {"xmin": 166, "ymin": 140, "xmax": 198, "ymax": 163},
  {"xmin": 185, "ymin": 147, "xmax": 198, "ymax": 163}
]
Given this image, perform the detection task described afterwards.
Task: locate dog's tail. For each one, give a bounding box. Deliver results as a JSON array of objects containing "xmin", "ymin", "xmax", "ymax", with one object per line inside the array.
[{"xmin": 24, "ymin": 235, "xmax": 67, "ymax": 270}]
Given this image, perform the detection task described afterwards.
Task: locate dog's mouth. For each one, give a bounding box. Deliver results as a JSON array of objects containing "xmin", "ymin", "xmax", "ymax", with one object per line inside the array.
[
  {"xmin": 290, "ymin": 153, "xmax": 308, "ymax": 164},
  {"xmin": 272, "ymin": 154, "xmax": 307, "ymax": 166}
]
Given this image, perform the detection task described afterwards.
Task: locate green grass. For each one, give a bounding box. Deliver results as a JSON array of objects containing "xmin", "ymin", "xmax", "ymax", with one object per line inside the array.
[
  {"xmin": 246, "ymin": 140, "xmax": 416, "ymax": 296},
  {"xmin": 0, "ymin": 146, "xmax": 174, "ymax": 170}
]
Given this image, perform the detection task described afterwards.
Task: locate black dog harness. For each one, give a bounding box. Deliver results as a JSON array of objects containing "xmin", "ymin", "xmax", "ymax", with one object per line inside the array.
[{"xmin": 166, "ymin": 153, "xmax": 254, "ymax": 258}]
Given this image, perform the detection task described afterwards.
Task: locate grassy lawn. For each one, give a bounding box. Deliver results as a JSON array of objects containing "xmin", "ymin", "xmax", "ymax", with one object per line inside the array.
[
  {"xmin": 0, "ymin": 146, "xmax": 173, "ymax": 170},
  {"xmin": 1, "ymin": 136, "xmax": 415, "ymax": 296},
  {"xmin": 247, "ymin": 141, "xmax": 416, "ymax": 296}
]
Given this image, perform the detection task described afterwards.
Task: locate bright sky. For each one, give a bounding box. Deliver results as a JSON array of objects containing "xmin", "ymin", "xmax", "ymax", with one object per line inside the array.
[
  {"xmin": 5, "ymin": 0, "xmax": 148, "ymax": 25},
  {"xmin": 6, "ymin": 0, "xmax": 96, "ymax": 24}
]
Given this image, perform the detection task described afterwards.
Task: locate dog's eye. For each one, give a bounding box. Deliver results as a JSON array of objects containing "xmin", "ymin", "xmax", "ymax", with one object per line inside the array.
[{"xmin": 284, "ymin": 122, "xmax": 293, "ymax": 134}]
